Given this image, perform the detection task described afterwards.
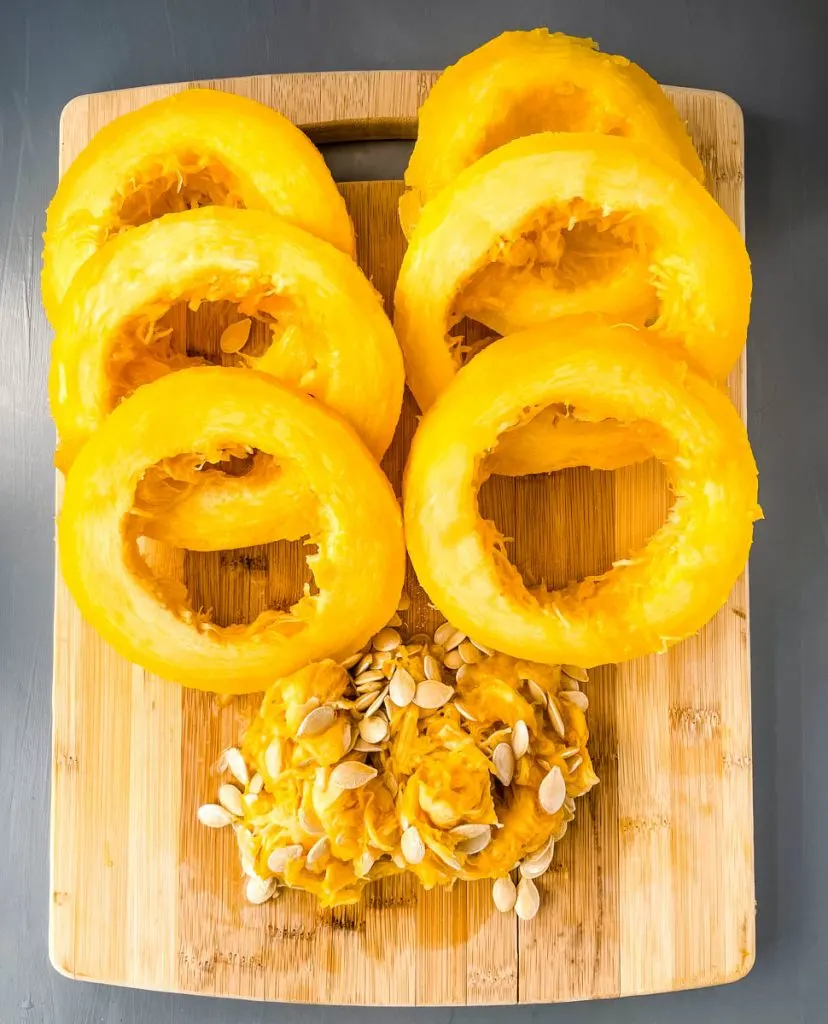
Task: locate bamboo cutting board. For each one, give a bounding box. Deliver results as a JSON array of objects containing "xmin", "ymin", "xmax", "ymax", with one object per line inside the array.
[{"xmin": 51, "ymin": 69, "xmax": 754, "ymax": 1004}]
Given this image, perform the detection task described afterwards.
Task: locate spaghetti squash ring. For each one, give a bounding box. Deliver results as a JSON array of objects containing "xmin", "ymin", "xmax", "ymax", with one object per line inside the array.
[
  {"xmin": 400, "ymin": 29, "xmax": 704, "ymax": 236},
  {"xmin": 50, "ymin": 206, "xmax": 404, "ymax": 550},
  {"xmin": 59, "ymin": 367, "xmax": 406, "ymax": 693},
  {"xmin": 403, "ymin": 317, "xmax": 760, "ymax": 667},
  {"xmin": 395, "ymin": 133, "xmax": 751, "ymax": 414},
  {"xmin": 43, "ymin": 87, "xmax": 354, "ymax": 322}
]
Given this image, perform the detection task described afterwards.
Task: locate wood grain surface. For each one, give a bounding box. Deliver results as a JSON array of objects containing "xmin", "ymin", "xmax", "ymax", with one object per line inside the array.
[{"xmin": 50, "ymin": 69, "xmax": 753, "ymax": 1005}]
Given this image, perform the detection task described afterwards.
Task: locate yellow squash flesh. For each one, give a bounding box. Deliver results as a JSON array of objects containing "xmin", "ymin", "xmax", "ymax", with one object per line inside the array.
[
  {"xmin": 395, "ymin": 133, "xmax": 750, "ymax": 476},
  {"xmin": 400, "ymin": 29, "xmax": 704, "ymax": 237},
  {"xmin": 403, "ymin": 318, "xmax": 760, "ymax": 667},
  {"xmin": 50, "ymin": 206, "xmax": 404, "ymax": 550},
  {"xmin": 43, "ymin": 87, "xmax": 354, "ymax": 322},
  {"xmin": 58, "ymin": 367, "xmax": 406, "ymax": 692}
]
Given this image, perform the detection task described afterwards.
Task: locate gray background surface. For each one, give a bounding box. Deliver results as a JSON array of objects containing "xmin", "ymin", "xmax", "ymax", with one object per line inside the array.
[{"xmin": 0, "ymin": 1, "xmax": 824, "ymax": 1021}]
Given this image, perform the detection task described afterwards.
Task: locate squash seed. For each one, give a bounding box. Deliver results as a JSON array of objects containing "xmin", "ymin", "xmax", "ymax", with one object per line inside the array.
[
  {"xmin": 511, "ymin": 719, "xmax": 530, "ymax": 759},
  {"xmin": 455, "ymin": 663, "xmax": 469, "ymax": 682},
  {"xmin": 353, "ymin": 739, "xmax": 383, "ymax": 753},
  {"xmin": 559, "ymin": 690, "xmax": 589, "ymax": 712},
  {"xmin": 454, "ymin": 702, "xmax": 477, "ymax": 722},
  {"xmin": 355, "ymin": 669, "xmax": 385, "ymax": 686},
  {"xmin": 218, "ymin": 783, "xmax": 244, "ymax": 818},
  {"xmin": 434, "ymin": 621, "xmax": 460, "ymax": 646},
  {"xmin": 470, "ymin": 638, "xmax": 493, "ymax": 656},
  {"xmin": 546, "ymin": 696, "xmax": 566, "ymax": 739},
  {"xmin": 568, "ymin": 755, "xmax": 584, "ymax": 773},
  {"xmin": 296, "ymin": 704, "xmax": 336, "ymax": 738},
  {"xmin": 443, "ymin": 649, "xmax": 464, "ymax": 670},
  {"xmin": 389, "ymin": 667, "xmax": 416, "ymax": 707},
  {"xmin": 386, "ymin": 612, "xmax": 403, "ymax": 628},
  {"xmin": 423, "ymin": 655, "xmax": 442, "ymax": 681},
  {"xmin": 245, "ymin": 875, "xmax": 278, "ymax": 905},
  {"xmin": 355, "ymin": 653, "xmax": 373, "ymax": 675},
  {"xmin": 443, "ymin": 629, "xmax": 467, "ymax": 652},
  {"xmin": 520, "ymin": 837, "xmax": 555, "ymax": 879},
  {"xmin": 525, "ymin": 679, "xmax": 547, "ymax": 706},
  {"xmin": 364, "ymin": 686, "xmax": 390, "ymax": 718},
  {"xmin": 359, "ymin": 715, "xmax": 389, "ymax": 744},
  {"xmin": 340, "ymin": 652, "xmax": 363, "ymax": 670},
  {"xmin": 330, "ymin": 761, "xmax": 378, "ymax": 790},
  {"xmin": 401, "ymin": 826, "xmax": 426, "ymax": 864},
  {"xmin": 248, "ymin": 772, "xmax": 264, "ymax": 796},
  {"xmin": 413, "ymin": 681, "xmax": 454, "ymax": 710},
  {"xmin": 492, "ymin": 742, "xmax": 515, "ymax": 786},
  {"xmin": 264, "ymin": 738, "xmax": 283, "ymax": 779},
  {"xmin": 450, "ymin": 824, "xmax": 492, "ymax": 855},
  {"xmin": 372, "ymin": 627, "xmax": 401, "ymax": 651},
  {"xmin": 219, "ymin": 317, "xmax": 252, "ymax": 354},
  {"xmin": 562, "ymin": 664, "xmax": 589, "ymax": 684},
  {"xmin": 458, "ymin": 640, "xmax": 483, "ymax": 664},
  {"xmin": 539, "ymin": 765, "xmax": 567, "ymax": 815},
  {"xmin": 306, "ymin": 835, "xmax": 331, "ymax": 869},
  {"xmin": 299, "ymin": 805, "xmax": 325, "ymax": 835},
  {"xmin": 267, "ymin": 844, "xmax": 304, "ymax": 873},
  {"xmin": 197, "ymin": 803, "xmax": 234, "ymax": 828},
  {"xmin": 492, "ymin": 875, "xmax": 517, "ymax": 913},
  {"xmin": 219, "ymin": 746, "xmax": 249, "ymax": 787},
  {"xmin": 515, "ymin": 877, "xmax": 540, "ymax": 921},
  {"xmin": 396, "ymin": 592, "xmax": 411, "ymax": 612}
]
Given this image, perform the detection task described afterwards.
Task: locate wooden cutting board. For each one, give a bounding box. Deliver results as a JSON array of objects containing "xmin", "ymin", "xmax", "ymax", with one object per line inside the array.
[{"xmin": 51, "ymin": 69, "xmax": 754, "ymax": 1004}]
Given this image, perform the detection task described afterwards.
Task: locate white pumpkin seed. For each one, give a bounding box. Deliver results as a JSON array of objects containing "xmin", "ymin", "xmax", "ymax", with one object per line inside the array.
[
  {"xmin": 454, "ymin": 701, "xmax": 477, "ymax": 722},
  {"xmin": 443, "ymin": 649, "xmax": 464, "ymax": 671},
  {"xmin": 401, "ymin": 825, "xmax": 426, "ymax": 864},
  {"xmin": 515, "ymin": 877, "xmax": 540, "ymax": 921},
  {"xmin": 520, "ymin": 837, "xmax": 555, "ymax": 879},
  {"xmin": 396, "ymin": 592, "xmax": 411, "ymax": 611},
  {"xmin": 455, "ymin": 663, "xmax": 469, "ymax": 683},
  {"xmin": 296, "ymin": 704, "xmax": 336, "ymax": 738},
  {"xmin": 353, "ymin": 739, "xmax": 383, "ymax": 753},
  {"xmin": 359, "ymin": 715, "xmax": 389, "ymax": 744},
  {"xmin": 559, "ymin": 690, "xmax": 589, "ymax": 711},
  {"xmin": 218, "ymin": 783, "xmax": 244, "ymax": 817},
  {"xmin": 353, "ymin": 850, "xmax": 376, "ymax": 877},
  {"xmin": 355, "ymin": 669, "xmax": 385, "ymax": 686},
  {"xmin": 434, "ymin": 621, "xmax": 460, "ymax": 646},
  {"xmin": 364, "ymin": 685, "xmax": 389, "ymax": 718},
  {"xmin": 560, "ymin": 746, "xmax": 581, "ymax": 759},
  {"xmin": 389, "ymin": 667, "xmax": 416, "ymax": 707},
  {"xmin": 340, "ymin": 652, "xmax": 363, "ymax": 670},
  {"xmin": 443, "ymin": 629, "xmax": 467, "ymax": 652},
  {"xmin": 264, "ymin": 738, "xmax": 283, "ymax": 779},
  {"xmin": 492, "ymin": 742, "xmax": 515, "ymax": 786},
  {"xmin": 423, "ymin": 655, "xmax": 442, "ymax": 681},
  {"xmin": 298, "ymin": 805, "xmax": 325, "ymax": 835},
  {"xmin": 568, "ymin": 755, "xmax": 584, "ymax": 773},
  {"xmin": 458, "ymin": 640, "xmax": 483, "ymax": 664},
  {"xmin": 539, "ymin": 765, "xmax": 567, "ymax": 815},
  {"xmin": 234, "ymin": 824, "xmax": 257, "ymax": 876},
  {"xmin": 525, "ymin": 679, "xmax": 547, "ymax": 705},
  {"xmin": 512, "ymin": 719, "xmax": 530, "ymax": 759},
  {"xmin": 267, "ymin": 844, "xmax": 304, "ymax": 873},
  {"xmin": 354, "ymin": 690, "xmax": 381, "ymax": 712},
  {"xmin": 372, "ymin": 627, "xmax": 401, "ymax": 651},
  {"xmin": 451, "ymin": 824, "xmax": 492, "ymax": 855},
  {"xmin": 413, "ymin": 680, "xmax": 454, "ymax": 710},
  {"xmin": 355, "ymin": 653, "xmax": 373, "ymax": 675},
  {"xmin": 386, "ymin": 612, "xmax": 403, "ymax": 628},
  {"xmin": 564, "ymin": 796, "xmax": 576, "ymax": 814},
  {"xmin": 492, "ymin": 875, "xmax": 517, "ymax": 913},
  {"xmin": 546, "ymin": 696, "xmax": 567, "ymax": 738},
  {"xmin": 245, "ymin": 875, "xmax": 278, "ymax": 905},
  {"xmin": 220, "ymin": 747, "xmax": 249, "ymax": 787},
  {"xmin": 562, "ymin": 664, "xmax": 589, "ymax": 684},
  {"xmin": 248, "ymin": 772, "xmax": 264, "ymax": 796},
  {"xmin": 330, "ymin": 761, "xmax": 378, "ymax": 790},
  {"xmin": 470, "ymin": 638, "xmax": 493, "ymax": 656},
  {"xmin": 306, "ymin": 835, "xmax": 330, "ymax": 869},
  {"xmin": 197, "ymin": 803, "xmax": 233, "ymax": 828}
]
